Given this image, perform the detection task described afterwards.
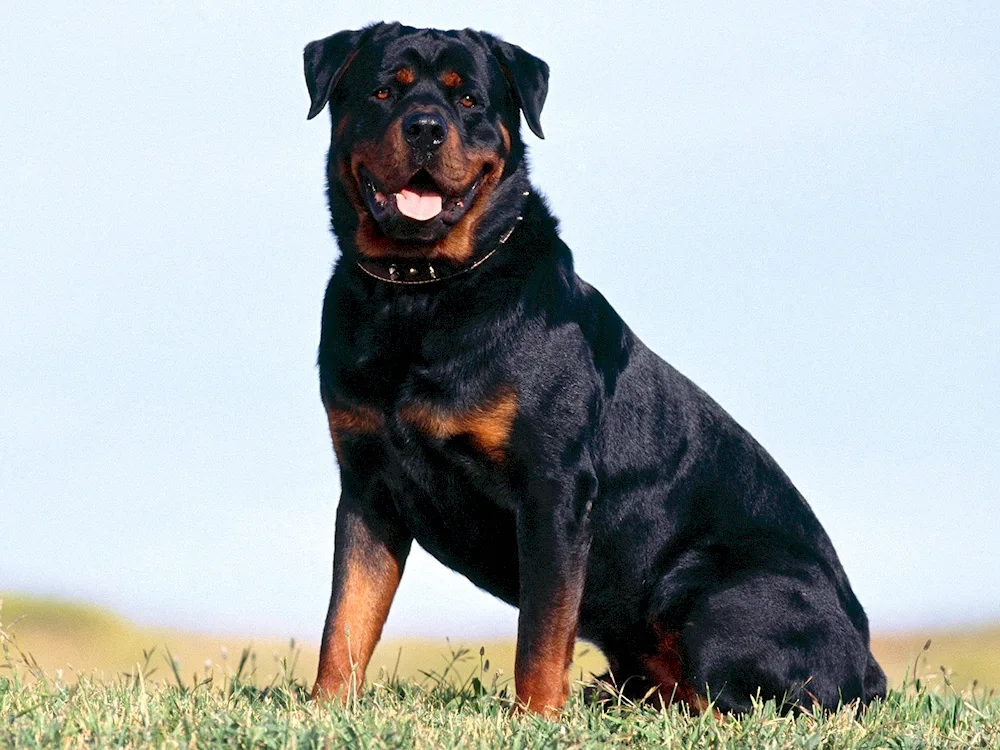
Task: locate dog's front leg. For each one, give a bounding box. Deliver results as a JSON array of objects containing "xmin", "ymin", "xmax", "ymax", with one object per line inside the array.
[
  {"xmin": 311, "ymin": 488, "xmax": 412, "ymax": 703},
  {"xmin": 514, "ymin": 473, "xmax": 594, "ymax": 716}
]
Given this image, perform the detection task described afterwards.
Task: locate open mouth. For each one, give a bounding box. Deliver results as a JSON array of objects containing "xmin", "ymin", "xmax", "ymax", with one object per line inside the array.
[{"xmin": 360, "ymin": 167, "xmax": 483, "ymax": 233}]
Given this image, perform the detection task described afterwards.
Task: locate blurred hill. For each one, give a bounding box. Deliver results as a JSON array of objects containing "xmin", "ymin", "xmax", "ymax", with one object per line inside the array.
[{"xmin": 2, "ymin": 593, "xmax": 997, "ymax": 693}]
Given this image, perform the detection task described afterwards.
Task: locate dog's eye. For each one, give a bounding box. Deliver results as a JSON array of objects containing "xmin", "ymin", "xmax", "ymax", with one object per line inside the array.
[
  {"xmin": 373, "ymin": 87, "xmax": 392, "ymax": 101},
  {"xmin": 459, "ymin": 94, "xmax": 477, "ymax": 109}
]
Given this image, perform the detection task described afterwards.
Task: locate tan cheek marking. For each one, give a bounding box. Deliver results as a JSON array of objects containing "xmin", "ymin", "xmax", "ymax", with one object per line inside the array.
[
  {"xmin": 415, "ymin": 126, "xmax": 505, "ymax": 264},
  {"xmin": 348, "ymin": 123, "xmax": 439, "ymax": 260},
  {"xmin": 348, "ymin": 122, "xmax": 506, "ymax": 262},
  {"xmin": 400, "ymin": 387, "xmax": 517, "ymax": 463},
  {"xmin": 348, "ymin": 124, "xmax": 410, "ymax": 190}
]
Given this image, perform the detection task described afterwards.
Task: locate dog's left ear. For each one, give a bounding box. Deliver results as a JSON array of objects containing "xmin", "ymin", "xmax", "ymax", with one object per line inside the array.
[
  {"xmin": 304, "ymin": 24, "xmax": 382, "ymax": 120},
  {"xmin": 487, "ymin": 37, "xmax": 549, "ymax": 139}
]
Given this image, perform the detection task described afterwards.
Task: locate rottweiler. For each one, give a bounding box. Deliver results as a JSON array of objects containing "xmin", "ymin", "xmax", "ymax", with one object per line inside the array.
[{"xmin": 302, "ymin": 22, "xmax": 886, "ymax": 716}]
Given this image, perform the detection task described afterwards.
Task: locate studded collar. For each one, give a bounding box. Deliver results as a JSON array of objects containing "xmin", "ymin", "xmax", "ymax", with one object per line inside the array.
[{"xmin": 354, "ymin": 197, "xmax": 526, "ymax": 286}]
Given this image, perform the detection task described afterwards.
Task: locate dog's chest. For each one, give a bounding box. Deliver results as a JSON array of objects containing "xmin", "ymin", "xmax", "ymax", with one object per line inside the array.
[
  {"xmin": 331, "ymin": 383, "xmax": 518, "ymax": 494},
  {"xmin": 325, "ymin": 356, "xmax": 522, "ymax": 581},
  {"xmin": 321, "ymin": 290, "xmax": 525, "ymax": 569},
  {"xmin": 329, "ymin": 386, "xmax": 522, "ymax": 601},
  {"xmin": 328, "ymin": 303, "xmax": 520, "ymax": 474},
  {"xmin": 384, "ymin": 406, "xmax": 520, "ymax": 579}
]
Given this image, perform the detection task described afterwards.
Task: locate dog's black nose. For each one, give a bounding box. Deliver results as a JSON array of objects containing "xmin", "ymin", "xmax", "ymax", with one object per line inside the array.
[{"xmin": 402, "ymin": 112, "xmax": 447, "ymax": 153}]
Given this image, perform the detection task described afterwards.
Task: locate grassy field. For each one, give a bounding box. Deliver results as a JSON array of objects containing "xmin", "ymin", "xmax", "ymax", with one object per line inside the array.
[
  {"xmin": 2, "ymin": 593, "xmax": 999, "ymax": 692},
  {"xmin": 3, "ymin": 593, "xmax": 1000, "ymax": 747}
]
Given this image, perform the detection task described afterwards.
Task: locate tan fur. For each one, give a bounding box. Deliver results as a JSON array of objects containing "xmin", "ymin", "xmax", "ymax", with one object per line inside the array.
[
  {"xmin": 400, "ymin": 386, "xmax": 517, "ymax": 463},
  {"xmin": 324, "ymin": 401, "xmax": 383, "ymax": 467},
  {"xmin": 311, "ymin": 548, "xmax": 403, "ymax": 703},
  {"xmin": 638, "ymin": 625, "xmax": 716, "ymax": 715},
  {"xmin": 515, "ymin": 586, "xmax": 581, "ymax": 717},
  {"xmin": 345, "ymin": 119, "xmax": 504, "ymax": 262},
  {"xmin": 325, "ymin": 404, "xmax": 383, "ymax": 434},
  {"xmin": 499, "ymin": 123, "xmax": 512, "ymax": 154}
]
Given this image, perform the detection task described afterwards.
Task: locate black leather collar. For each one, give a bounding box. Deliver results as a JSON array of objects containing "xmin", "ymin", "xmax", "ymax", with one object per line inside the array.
[{"xmin": 355, "ymin": 210, "xmax": 524, "ymax": 286}]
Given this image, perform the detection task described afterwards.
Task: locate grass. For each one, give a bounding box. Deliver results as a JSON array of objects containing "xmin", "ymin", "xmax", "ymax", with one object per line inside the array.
[
  {"xmin": 0, "ymin": 594, "xmax": 609, "ymax": 693},
  {"xmin": 2, "ymin": 593, "xmax": 999, "ymax": 692},
  {"xmin": 3, "ymin": 594, "xmax": 1000, "ymax": 747},
  {"xmin": 3, "ymin": 635, "xmax": 1000, "ymax": 748}
]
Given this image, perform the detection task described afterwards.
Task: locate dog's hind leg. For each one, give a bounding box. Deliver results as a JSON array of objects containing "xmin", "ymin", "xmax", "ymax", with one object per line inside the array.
[{"xmin": 677, "ymin": 571, "xmax": 873, "ymax": 714}]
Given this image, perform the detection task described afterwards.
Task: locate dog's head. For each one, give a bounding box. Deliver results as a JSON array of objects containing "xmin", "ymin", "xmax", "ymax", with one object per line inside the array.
[{"xmin": 305, "ymin": 23, "xmax": 548, "ymax": 262}]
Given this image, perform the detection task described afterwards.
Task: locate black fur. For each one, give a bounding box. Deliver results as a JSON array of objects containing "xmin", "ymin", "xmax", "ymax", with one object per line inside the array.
[{"xmin": 305, "ymin": 22, "xmax": 886, "ymax": 714}]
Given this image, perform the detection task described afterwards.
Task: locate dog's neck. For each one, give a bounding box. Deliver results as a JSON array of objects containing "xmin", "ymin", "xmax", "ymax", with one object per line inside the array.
[
  {"xmin": 353, "ymin": 205, "xmax": 525, "ymax": 285},
  {"xmin": 337, "ymin": 171, "xmax": 535, "ymax": 286}
]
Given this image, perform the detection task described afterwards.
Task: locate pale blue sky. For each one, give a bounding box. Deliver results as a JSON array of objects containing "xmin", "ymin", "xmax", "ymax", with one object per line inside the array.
[{"xmin": 2, "ymin": 1, "xmax": 997, "ymax": 641}]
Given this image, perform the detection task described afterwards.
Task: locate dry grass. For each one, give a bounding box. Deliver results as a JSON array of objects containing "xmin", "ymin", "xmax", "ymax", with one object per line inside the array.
[
  {"xmin": 2, "ymin": 592, "xmax": 998, "ymax": 694},
  {"xmin": 4, "ymin": 593, "xmax": 1000, "ymax": 749}
]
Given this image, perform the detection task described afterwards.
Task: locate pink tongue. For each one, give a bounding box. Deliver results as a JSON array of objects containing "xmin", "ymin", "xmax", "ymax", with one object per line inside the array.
[{"xmin": 395, "ymin": 188, "xmax": 443, "ymax": 221}]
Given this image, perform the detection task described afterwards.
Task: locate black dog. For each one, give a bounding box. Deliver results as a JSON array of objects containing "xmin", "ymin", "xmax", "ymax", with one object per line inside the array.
[{"xmin": 303, "ymin": 22, "xmax": 886, "ymax": 716}]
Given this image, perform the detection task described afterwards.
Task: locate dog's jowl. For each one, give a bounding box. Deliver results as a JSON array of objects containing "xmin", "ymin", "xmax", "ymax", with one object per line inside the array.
[{"xmin": 303, "ymin": 22, "xmax": 886, "ymax": 716}]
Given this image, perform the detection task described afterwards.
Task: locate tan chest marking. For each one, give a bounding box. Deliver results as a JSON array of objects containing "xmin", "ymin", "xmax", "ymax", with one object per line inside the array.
[
  {"xmin": 324, "ymin": 402, "xmax": 383, "ymax": 465},
  {"xmin": 399, "ymin": 387, "xmax": 517, "ymax": 463},
  {"xmin": 325, "ymin": 404, "xmax": 383, "ymax": 434}
]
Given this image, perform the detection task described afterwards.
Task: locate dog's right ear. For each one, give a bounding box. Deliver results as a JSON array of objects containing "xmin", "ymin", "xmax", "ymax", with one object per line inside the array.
[{"xmin": 304, "ymin": 25, "xmax": 376, "ymax": 120}]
